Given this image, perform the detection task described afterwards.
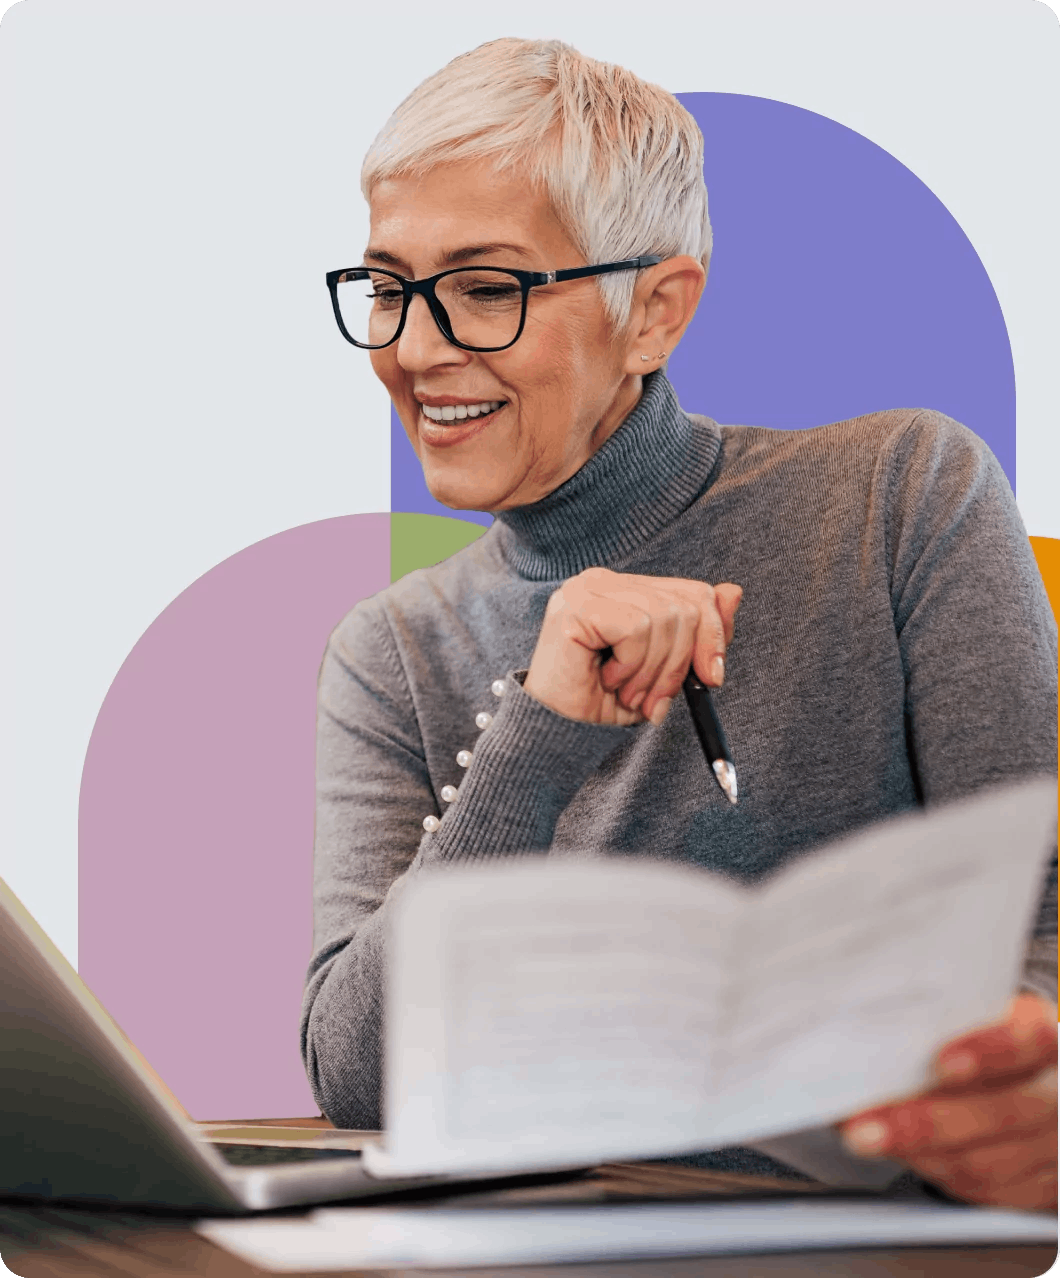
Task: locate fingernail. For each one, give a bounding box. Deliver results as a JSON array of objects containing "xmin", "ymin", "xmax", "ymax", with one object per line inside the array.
[
  {"xmin": 649, "ymin": 697, "xmax": 673, "ymax": 727},
  {"xmin": 710, "ymin": 656, "xmax": 725, "ymax": 686},
  {"xmin": 842, "ymin": 1120, "xmax": 890, "ymax": 1156},
  {"xmin": 629, "ymin": 689, "xmax": 646, "ymax": 711},
  {"xmin": 935, "ymin": 1051, "xmax": 976, "ymax": 1081}
]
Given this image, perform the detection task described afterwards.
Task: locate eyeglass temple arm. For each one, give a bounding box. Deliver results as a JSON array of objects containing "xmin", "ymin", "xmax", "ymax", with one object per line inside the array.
[
  {"xmin": 544, "ymin": 256, "xmax": 662, "ymax": 285},
  {"xmin": 326, "ymin": 259, "xmax": 662, "ymax": 289}
]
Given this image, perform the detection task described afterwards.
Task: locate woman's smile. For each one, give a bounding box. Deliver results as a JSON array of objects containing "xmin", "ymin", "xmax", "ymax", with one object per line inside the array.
[{"xmin": 416, "ymin": 398, "xmax": 508, "ymax": 448}]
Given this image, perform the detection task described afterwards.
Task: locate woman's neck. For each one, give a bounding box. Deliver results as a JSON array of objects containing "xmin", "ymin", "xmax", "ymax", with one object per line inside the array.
[{"xmin": 494, "ymin": 372, "xmax": 722, "ymax": 582}]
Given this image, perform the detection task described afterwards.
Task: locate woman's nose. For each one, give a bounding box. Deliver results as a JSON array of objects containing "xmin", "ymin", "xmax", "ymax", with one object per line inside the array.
[{"xmin": 395, "ymin": 294, "xmax": 468, "ymax": 371}]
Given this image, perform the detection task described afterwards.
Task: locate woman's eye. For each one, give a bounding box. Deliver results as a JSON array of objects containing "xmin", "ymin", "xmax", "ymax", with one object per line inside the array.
[{"xmin": 465, "ymin": 285, "xmax": 521, "ymax": 303}]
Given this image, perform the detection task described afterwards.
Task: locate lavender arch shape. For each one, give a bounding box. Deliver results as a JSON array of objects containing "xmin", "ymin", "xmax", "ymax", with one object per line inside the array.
[{"xmin": 79, "ymin": 515, "xmax": 391, "ymax": 1120}]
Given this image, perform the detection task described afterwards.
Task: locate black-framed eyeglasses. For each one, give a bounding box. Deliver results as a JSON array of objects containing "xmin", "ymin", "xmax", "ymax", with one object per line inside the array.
[{"xmin": 325, "ymin": 256, "xmax": 662, "ymax": 353}]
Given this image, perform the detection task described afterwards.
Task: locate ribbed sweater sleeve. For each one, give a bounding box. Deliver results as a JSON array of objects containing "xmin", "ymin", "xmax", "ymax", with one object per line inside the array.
[
  {"xmin": 884, "ymin": 410, "xmax": 1057, "ymax": 1001},
  {"xmin": 419, "ymin": 673, "xmax": 638, "ymax": 864},
  {"xmin": 301, "ymin": 599, "xmax": 637, "ymax": 1128},
  {"xmin": 886, "ymin": 411, "xmax": 1057, "ymax": 803}
]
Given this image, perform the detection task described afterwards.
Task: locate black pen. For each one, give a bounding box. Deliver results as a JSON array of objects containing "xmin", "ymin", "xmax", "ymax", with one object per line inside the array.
[{"xmin": 682, "ymin": 669, "xmax": 738, "ymax": 805}]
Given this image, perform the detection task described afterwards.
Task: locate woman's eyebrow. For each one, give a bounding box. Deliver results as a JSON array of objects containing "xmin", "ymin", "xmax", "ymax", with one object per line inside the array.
[
  {"xmin": 361, "ymin": 243, "xmax": 533, "ymax": 271},
  {"xmin": 362, "ymin": 248, "xmax": 409, "ymax": 270},
  {"xmin": 442, "ymin": 243, "xmax": 533, "ymax": 265}
]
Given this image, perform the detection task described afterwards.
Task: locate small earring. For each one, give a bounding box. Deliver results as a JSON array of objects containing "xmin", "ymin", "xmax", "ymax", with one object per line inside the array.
[
  {"xmin": 657, "ymin": 351, "xmax": 666, "ymax": 358},
  {"xmin": 640, "ymin": 354, "xmax": 651, "ymax": 362}
]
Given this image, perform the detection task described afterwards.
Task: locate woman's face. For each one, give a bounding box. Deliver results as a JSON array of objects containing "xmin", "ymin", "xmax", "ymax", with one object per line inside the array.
[{"xmin": 366, "ymin": 159, "xmax": 643, "ymax": 512}]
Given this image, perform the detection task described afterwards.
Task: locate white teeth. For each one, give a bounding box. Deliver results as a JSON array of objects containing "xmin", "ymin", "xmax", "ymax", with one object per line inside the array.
[{"xmin": 421, "ymin": 400, "xmax": 505, "ymax": 422}]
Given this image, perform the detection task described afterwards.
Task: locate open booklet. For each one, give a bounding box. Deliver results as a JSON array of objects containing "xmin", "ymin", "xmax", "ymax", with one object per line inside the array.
[{"xmin": 361, "ymin": 779, "xmax": 1056, "ymax": 1182}]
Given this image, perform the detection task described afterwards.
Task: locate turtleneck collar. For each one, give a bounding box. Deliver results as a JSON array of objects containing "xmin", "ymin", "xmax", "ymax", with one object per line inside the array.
[{"xmin": 493, "ymin": 372, "xmax": 722, "ymax": 582}]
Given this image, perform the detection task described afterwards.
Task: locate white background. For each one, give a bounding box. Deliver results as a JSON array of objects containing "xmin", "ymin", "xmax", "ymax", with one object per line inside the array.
[{"xmin": 1, "ymin": 0, "xmax": 1057, "ymax": 966}]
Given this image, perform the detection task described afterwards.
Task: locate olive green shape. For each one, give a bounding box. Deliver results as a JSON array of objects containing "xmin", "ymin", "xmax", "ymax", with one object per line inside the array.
[{"xmin": 390, "ymin": 512, "xmax": 488, "ymax": 583}]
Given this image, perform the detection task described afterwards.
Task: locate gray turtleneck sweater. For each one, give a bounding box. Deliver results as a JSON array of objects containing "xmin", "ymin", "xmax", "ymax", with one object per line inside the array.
[{"xmin": 301, "ymin": 373, "xmax": 1057, "ymax": 1176}]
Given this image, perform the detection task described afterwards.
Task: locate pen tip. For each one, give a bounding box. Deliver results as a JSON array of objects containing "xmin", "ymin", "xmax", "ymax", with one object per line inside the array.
[{"xmin": 712, "ymin": 759, "xmax": 738, "ymax": 805}]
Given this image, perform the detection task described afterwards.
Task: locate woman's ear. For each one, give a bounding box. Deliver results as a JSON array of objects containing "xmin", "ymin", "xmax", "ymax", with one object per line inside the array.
[{"xmin": 623, "ymin": 256, "xmax": 706, "ymax": 374}]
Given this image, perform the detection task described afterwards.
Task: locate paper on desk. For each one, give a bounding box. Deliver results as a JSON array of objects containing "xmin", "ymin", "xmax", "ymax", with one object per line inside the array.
[
  {"xmin": 365, "ymin": 779, "xmax": 1055, "ymax": 1177},
  {"xmin": 196, "ymin": 1199, "xmax": 1057, "ymax": 1271}
]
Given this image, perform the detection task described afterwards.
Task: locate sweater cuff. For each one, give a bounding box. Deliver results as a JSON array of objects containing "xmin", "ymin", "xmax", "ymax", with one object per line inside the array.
[{"xmin": 417, "ymin": 670, "xmax": 640, "ymax": 866}]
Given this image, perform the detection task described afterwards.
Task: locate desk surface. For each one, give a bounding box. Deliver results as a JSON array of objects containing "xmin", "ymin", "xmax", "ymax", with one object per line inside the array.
[{"xmin": 0, "ymin": 1118, "xmax": 1054, "ymax": 1278}]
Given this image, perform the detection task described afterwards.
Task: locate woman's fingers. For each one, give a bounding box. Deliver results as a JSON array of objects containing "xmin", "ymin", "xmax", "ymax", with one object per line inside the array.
[
  {"xmin": 524, "ymin": 587, "xmax": 651, "ymax": 723},
  {"xmin": 841, "ymin": 1065, "xmax": 1057, "ymax": 1186},
  {"xmin": 599, "ymin": 576, "xmax": 738, "ymax": 711},
  {"xmin": 933, "ymin": 992, "xmax": 1057, "ymax": 1087},
  {"xmin": 685, "ymin": 581, "xmax": 728, "ymax": 688},
  {"xmin": 556, "ymin": 588, "xmax": 657, "ymax": 676},
  {"xmin": 588, "ymin": 596, "xmax": 679, "ymax": 708},
  {"xmin": 943, "ymin": 1139, "xmax": 1055, "ymax": 1187},
  {"xmin": 525, "ymin": 567, "xmax": 743, "ymax": 725},
  {"xmin": 564, "ymin": 570, "xmax": 691, "ymax": 706},
  {"xmin": 641, "ymin": 599, "xmax": 701, "ymax": 724},
  {"xmin": 919, "ymin": 1147, "xmax": 1058, "ymax": 1210},
  {"xmin": 584, "ymin": 589, "xmax": 698, "ymax": 717},
  {"xmin": 902, "ymin": 1070, "xmax": 1058, "ymax": 1210},
  {"xmin": 714, "ymin": 583, "xmax": 744, "ymax": 648},
  {"xmin": 841, "ymin": 993, "xmax": 1059, "ymax": 1210},
  {"xmin": 884, "ymin": 1067, "xmax": 1058, "ymax": 1157}
]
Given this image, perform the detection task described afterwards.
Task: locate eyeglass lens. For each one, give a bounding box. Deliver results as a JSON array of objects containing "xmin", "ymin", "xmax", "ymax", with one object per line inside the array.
[{"xmin": 335, "ymin": 269, "xmax": 524, "ymax": 349}]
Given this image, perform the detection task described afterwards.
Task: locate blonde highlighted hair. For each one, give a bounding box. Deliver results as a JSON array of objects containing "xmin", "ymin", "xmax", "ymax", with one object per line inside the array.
[{"xmin": 360, "ymin": 38, "xmax": 712, "ymax": 328}]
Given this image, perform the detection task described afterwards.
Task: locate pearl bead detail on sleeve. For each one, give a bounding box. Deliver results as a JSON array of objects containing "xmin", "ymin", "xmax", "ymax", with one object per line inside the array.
[
  {"xmin": 422, "ymin": 815, "xmax": 441, "ymax": 833},
  {"xmin": 441, "ymin": 784, "xmax": 458, "ymax": 803},
  {"xmin": 475, "ymin": 711, "xmax": 493, "ymax": 730},
  {"xmin": 491, "ymin": 679, "xmax": 506, "ymax": 697},
  {"xmin": 456, "ymin": 749, "xmax": 473, "ymax": 768}
]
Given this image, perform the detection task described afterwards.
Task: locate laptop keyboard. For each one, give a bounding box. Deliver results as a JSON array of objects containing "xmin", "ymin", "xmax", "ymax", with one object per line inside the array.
[{"xmin": 215, "ymin": 1144, "xmax": 363, "ymax": 1166}]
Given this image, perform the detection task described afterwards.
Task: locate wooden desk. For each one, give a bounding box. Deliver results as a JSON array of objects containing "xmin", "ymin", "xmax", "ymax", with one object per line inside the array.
[{"xmin": 0, "ymin": 1119, "xmax": 1054, "ymax": 1278}]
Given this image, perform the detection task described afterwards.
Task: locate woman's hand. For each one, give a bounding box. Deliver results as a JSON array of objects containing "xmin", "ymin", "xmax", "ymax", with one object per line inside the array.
[
  {"xmin": 523, "ymin": 567, "xmax": 743, "ymax": 726},
  {"xmin": 839, "ymin": 992, "xmax": 1057, "ymax": 1209}
]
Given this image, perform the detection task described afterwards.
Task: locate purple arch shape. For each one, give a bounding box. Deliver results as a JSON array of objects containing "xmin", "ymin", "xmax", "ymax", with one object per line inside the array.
[
  {"xmin": 78, "ymin": 514, "xmax": 390, "ymax": 1120},
  {"xmin": 390, "ymin": 92, "xmax": 1014, "ymax": 520}
]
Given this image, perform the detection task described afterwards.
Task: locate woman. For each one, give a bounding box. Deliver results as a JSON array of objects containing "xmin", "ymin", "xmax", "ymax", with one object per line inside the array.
[{"xmin": 302, "ymin": 38, "xmax": 1057, "ymax": 1208}]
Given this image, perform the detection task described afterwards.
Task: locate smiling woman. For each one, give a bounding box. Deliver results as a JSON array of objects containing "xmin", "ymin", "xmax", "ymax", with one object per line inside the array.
[{"xmin": 303, "ymin": 37, "xmax": 1058, "ymax": 1209}]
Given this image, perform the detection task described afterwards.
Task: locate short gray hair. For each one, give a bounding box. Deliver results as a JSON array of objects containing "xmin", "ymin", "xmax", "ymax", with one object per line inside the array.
[{"xmin": 361, "ymin": 38, "xmax": 712, "ymax": 328}]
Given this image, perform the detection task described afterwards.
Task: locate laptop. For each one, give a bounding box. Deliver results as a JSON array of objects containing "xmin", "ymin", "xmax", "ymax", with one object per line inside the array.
[{"xmin": 0, "ymin": 874, "xmax": 568, "ymax": 1214}]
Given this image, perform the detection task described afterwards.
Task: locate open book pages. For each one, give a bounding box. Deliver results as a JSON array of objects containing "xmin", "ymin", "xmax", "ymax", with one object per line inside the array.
[{"xmin": 362, "ymin": 779, "xmax": 1056, "ymax": 1179}]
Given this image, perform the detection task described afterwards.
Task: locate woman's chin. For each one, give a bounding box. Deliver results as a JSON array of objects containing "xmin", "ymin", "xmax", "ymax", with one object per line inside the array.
[{"xmin": 423, "ymin": 475, "xmax": 503, "ymax": 515}]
